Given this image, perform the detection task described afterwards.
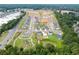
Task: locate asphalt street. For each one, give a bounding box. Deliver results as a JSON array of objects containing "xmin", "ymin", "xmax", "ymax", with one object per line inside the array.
[{"xmin": 0, "ymin": 15, "xmax": 26, "ymax": 49}]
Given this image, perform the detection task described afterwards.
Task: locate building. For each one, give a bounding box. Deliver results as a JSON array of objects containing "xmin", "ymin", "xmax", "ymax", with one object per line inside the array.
[{"xmin": 40, "ymin": 18, "xmax": 48, "ymax": 24}]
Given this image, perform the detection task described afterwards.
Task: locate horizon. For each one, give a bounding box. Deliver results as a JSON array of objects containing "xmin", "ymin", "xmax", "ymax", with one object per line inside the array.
[{"xmin": 0, "ymin": 4, "xmax": 79, "ymax": 9}]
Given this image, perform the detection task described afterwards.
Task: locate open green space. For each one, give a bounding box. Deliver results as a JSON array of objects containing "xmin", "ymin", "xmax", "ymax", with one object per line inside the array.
[
  {"xmin": 14, "ymin": 38, "xmax": 25, "ymax": 48},
  {"xmin": 13, "ymin": 32, "xmax": 33, "ymax": 48},
  {"xmin": 9, "ymin": 32, "xmax": 21, "ymax": 45},
  {"xmin": 0, "ymin": 31, "xmax": 8, "ymax": 42},
  {"xmin": 42, "ymin": 34, "xmax": 63, "ymax": 48},
  {"xmin": 18, "ymin": 14, "xmax": 29, "ymax": 29},
  {"xmin": 32, "ymin": 33, "xmax": 39, "ymax": 45},
  {"xmin": 18, "ymin": 16, "xmax": 27, "ymax": 29}
]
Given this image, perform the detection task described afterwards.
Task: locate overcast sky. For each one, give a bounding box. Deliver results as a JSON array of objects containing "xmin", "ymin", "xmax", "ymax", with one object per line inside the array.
[{"xmin": 0, "ymin": 0, "xmax": 79, "ymax": 4}]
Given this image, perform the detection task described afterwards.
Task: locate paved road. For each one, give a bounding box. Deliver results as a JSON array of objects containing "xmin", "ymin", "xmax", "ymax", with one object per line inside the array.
[
  {"xmin": 0, "ymin": 15, "xmax": 26, "ymax": 49},
  {"xmin": 22, "ymin": 16, "xmax": 36, "ymax": 46},
  {"xmin": 0, "ymin": 25, "xmax": 18, "ymax": 49}
]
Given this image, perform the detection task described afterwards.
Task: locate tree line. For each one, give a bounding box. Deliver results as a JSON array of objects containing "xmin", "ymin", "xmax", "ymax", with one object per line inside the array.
[
  {"xmin": 54, "ymin": 10, "xmax": 79, "ymax": 55},
  {"xmin": 0, "ymin": 11, "xmax": 26, "ymax": 35},
  {"xmin": 0, "ymin": 44, "xmax": 57, "ymax": 55}
]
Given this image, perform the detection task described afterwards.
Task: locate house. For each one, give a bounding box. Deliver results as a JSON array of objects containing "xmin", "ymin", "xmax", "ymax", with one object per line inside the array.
[
  {"xmin": 57, "ymin": 32, "xmax": 62, "ymax": 39},
  {"xmin": 48, "ymin": 31, "xmax": 53, "ymax": 35},
  {"xmin": 42, "ymin": 30, "xmax": 48, "ymax": 38}
]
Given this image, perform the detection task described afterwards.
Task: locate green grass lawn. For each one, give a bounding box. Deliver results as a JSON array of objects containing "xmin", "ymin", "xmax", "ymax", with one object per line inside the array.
[
  {"xmin": 18, "ymin": 17, "xmax": 26, "ymax": 29},
  {"xmin": 32, "ymin": 33, "xmax": 38, "ymax": 45},
  {"xmin": 13, "ymin": 32, "xmax": 33, "ymax": 48},
  {"xmin": 32, "ymin": 37, "xmax": 38, "ymax": 45},
  {"xmin": 0, "ymin": 31, "xmax": 8, "ymax": 42},
  {"xmin": 14, "ymin": 38, "xmax": 25, "ymax": 48},
  {"xmin": 42, "ymin": 34, "xmax": 63, "ymax": 48},
  {"xmin": 18, "ymin": 14, "xmax": 28, "ymax": 29}
]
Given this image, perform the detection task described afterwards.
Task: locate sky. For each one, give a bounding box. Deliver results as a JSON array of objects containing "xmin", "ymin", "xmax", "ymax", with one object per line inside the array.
[{"xmin": 0, "ymin": 0, "xmax": 79, "ymax": 4}]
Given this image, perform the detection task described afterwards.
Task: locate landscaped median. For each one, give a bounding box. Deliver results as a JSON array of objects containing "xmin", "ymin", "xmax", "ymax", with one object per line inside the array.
[
  {"xmin": 18, "ymin": 14, "xmax": 29, "ymax": 29},
  {"xmin": 0, "ymin": 31, "xmax": 8, "ymax": 42}
]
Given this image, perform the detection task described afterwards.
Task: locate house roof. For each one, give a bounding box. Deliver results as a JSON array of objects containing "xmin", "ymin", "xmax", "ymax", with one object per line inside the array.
[{"xmin": 40, "ymin": 18, "xmax": 48, "ymax": 24}]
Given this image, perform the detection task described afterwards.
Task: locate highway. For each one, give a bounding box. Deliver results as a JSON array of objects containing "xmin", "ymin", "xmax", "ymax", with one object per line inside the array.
[
  {"xmin": 0, "ymin": 25, "xmax": 18, "ymax": 49},
  {"xmin": 0, "ymin": 15, "xmax": 26, "ymax": 49}
]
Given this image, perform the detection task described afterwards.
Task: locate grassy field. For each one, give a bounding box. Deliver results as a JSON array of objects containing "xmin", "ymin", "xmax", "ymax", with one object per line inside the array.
[
  {"xmin": 14, "ymin": 38, "xmax": 25, "ymax": 48},
  {"xmin": 9, "ymin": 32, "xmax": 21, "ymax": 45},
  {"xmin": 0, "ymin": 31, "xmax": 8, "ymax": 42},
  {"xmin": 13, "ymin": 36, "xmax": 33, "ymax": 48},
  {"xmin": 42, "ymin": 34, "xmax": 63, "ymax": 48},
  {"xmin": 18, "ymin": 16, "xmax": 26, "ymax": 29},
  {"xmin": 18, "ymin": 14, "xmax": 28, "ymax": 29}
]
